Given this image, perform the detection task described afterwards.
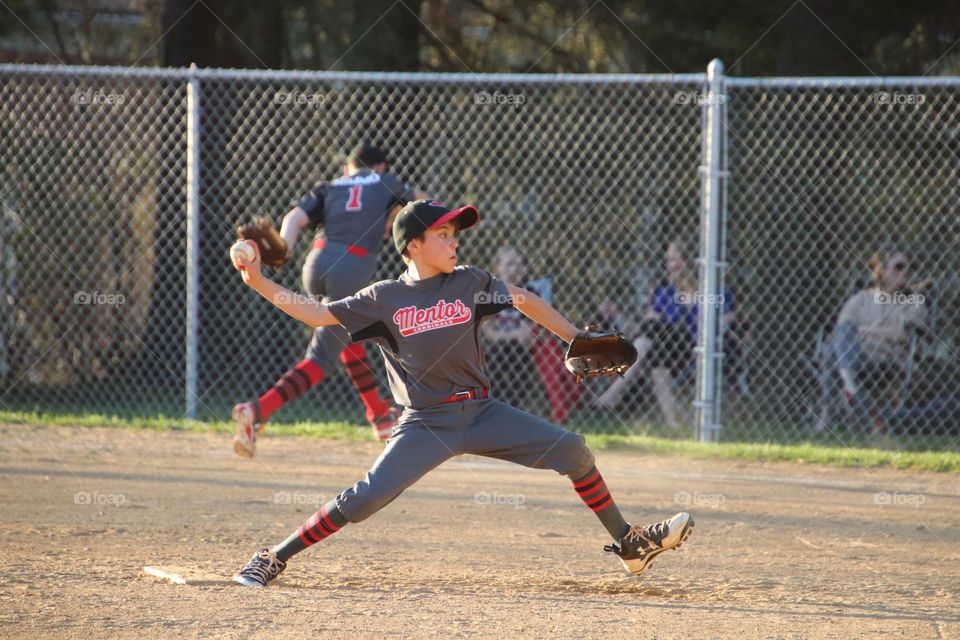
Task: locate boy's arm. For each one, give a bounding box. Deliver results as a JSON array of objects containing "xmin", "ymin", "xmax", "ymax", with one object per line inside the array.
[
  {"xmin": 280, "ymin": 207, "xmax": 311, "ymax": 252},
  {"xmin": 236, "ymin": 242, "xmax": 339, "ymax": 328},
  {"xmin": 507, "ymin": 283, "xmax": 578, "ymax": 343}
]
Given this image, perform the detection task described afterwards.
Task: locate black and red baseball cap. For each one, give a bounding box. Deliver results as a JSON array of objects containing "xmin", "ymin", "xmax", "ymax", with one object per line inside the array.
[
  {"xmin": 347, "ymin": 142, "xmax": 389, "ymax": 169},
  {"xmin": 392, "ymin": 200, "xmax": 480, "ymax": 255}
]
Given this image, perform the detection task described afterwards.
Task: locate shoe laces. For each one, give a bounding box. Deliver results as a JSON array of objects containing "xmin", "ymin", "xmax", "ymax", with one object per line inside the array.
[
  {"xmin": 603, "ymin": 521, "xmax": 668, "ymax": 556},
  {"xmin": 240, "ymin": 550, "xmax": 283, "ymax": 584},
  {"xmin": 626, "ymin": 521, "xmax": 668, "ymax": 547}
]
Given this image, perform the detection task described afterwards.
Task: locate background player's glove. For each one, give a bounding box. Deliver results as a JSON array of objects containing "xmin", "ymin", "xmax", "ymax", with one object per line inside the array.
[
  {"xmin": 237, "ymin": 217, "xmax": 290, "ymax": 268},
  {"xmin": 564, "ymin": 324, "xmax": 638, "ymax": 383}
]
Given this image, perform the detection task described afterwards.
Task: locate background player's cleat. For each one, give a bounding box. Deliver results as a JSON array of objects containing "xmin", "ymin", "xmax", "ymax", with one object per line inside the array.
[
  {"xmin": 232, "ymin": 402, "xmax": 260, "ymax": 458},
  {"xmin": 233, "ymin": 548, "xmax": 286, "ymax": 587},
  {"xmin": 370, "ymin": 406, "xmax": 401, "ymax": 441},
  {"xmin": 604, "ymin": 512, "xmax": 694, "ymax": 575}
]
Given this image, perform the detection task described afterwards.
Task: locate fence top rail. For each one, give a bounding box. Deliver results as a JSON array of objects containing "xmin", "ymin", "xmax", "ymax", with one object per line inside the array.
[
  {"xmin": 0, "ymin": 63, "xmax": 705, "ymax": 85},
  {"xmin": 3, "ymin": 63, "xmax": 958, "ymax": 88},
  {"xmin": 726, "ymin": 75, "xmax": 960, "ymax": 88}
]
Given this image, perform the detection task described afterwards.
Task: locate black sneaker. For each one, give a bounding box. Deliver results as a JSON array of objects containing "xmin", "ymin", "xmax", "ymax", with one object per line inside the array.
[
  {"xmin": 233, "ymin": 548, "xmax": 287, "ymax": 587},
  {"xmin": 604, "ymin": 512, "xmax": 694, "ymax": 575}
]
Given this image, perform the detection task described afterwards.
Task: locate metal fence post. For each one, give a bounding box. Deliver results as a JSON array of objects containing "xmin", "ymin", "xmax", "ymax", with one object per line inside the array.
[
  {"xmin": 695, "ymin": 58, "xmax": 727, "ymax": 443},
  {"xmin": 185, "ymin": 63, "xmax": 200, "ymax": 419}
]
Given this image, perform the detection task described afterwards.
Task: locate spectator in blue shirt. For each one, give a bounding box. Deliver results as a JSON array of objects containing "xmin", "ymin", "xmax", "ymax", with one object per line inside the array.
[{"xmin": 595, "ymin": 240, "xmax": 735, "ymax": 429}]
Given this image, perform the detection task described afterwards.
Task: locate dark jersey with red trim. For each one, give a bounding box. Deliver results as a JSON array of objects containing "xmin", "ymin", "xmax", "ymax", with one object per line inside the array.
[
  {"xmin": 327, "ymin": 265, "xmax": 513, "ymax": 409},
  {"xmin": 294, "ymin": 169, "xmax": 415, "ymax": 253}
]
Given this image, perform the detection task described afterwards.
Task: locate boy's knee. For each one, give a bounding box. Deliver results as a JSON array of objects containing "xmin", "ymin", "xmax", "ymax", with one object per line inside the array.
[
  {"xmin": 560, "ymin": 432, "xmax": 595, "ymax": 478},
  {"xmin": 335, "ymin": 477, "xmax": 403, "ymax": 523},
  {"xmin": 335, "ymin": 489, "xmax": 378, "ymax": 523}
]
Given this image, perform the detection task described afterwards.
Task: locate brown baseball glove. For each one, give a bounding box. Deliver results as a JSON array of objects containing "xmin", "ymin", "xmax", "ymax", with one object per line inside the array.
[
  {"xmin": 237, "ymin": 216, "xmax": 289, "ymax": 268},
  {"xmin": 564, "ymin": 324, "xmax": 638, "ymax": 383}
]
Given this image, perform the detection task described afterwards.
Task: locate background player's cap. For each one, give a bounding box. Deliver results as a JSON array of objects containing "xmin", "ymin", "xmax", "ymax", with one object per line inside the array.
[
  {"xmin": 347, "ymin": 142, "xmax": 389, "ymax": 169},
  {"xmin": 393, "ymin": 200, "xmax": 480, "ymax": 255}
]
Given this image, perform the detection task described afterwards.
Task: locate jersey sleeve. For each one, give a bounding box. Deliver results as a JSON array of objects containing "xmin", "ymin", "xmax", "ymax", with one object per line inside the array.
[
  {"xmin": 293, "ymin": 183, "xmax": 327, "ymax": 227},
  {"xmin": 467, "ymin": 266, "xmax": 513, "ymax": 318},
  {"xmin": 382, "ymin": 174, "xmax": 416, "ymax": 208},
  {"xmin": 326, "ymin": 282, "xmax": 387, "ymax": 340}
]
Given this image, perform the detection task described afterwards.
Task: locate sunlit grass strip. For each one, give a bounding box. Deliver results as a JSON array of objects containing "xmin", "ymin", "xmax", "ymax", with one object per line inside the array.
[{"xmin": 1, "ymin": 410, "xmax": 956, "ymax": 472}]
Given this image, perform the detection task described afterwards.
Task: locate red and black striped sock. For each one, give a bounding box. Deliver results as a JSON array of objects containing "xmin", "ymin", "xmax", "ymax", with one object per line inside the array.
[
  {"xmin": 572, "ymin": 466, "xmax": 629, "ymax": 540},
  {"xmin": 339, "ymin": 343, "xmax": 390, "ymax": 422},
  {"xmin": 258, "ymin": 359, "xmax": 324, "ymax": 422},
  {"xmin": 272, "ymin": 500, "xmax": 348, "ymax": 562}
]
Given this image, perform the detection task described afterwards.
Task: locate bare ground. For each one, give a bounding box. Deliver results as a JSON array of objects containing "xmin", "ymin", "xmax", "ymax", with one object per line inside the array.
[{"xmin": 0, "ymin": 423, "xmax": 958, "ymax": 639}]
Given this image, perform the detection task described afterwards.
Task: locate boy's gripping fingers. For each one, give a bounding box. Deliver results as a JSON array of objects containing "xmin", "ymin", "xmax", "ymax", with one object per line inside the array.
[
  {"xmin": 235, "ymin": 239, "xmax": 262, "ymax": 285},
  {"xmin": 230, "ymin": 239, "xmax": 255, "ymax": 269}
]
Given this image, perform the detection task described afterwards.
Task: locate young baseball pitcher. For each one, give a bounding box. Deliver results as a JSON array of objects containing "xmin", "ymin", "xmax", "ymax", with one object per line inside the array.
[
  {"xmin": 230, "ymin": 200, "xmax": 693, "ymax": 586},
  {"xmin": 232, "ymin": 143, "xmax": 426, "ymax": 455}
]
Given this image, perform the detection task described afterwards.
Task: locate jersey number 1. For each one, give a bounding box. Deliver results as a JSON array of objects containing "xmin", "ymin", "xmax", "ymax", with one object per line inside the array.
[{"xmin": 346, "ymin": 185, "xmax": 363, "ymax": 211}]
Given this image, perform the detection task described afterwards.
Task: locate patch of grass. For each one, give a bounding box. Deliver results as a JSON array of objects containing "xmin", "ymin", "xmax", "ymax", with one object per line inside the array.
[
  {"xmin": 1, "ymin": 409, "xmax": 957, "ymax": 473},
  {"xmin": 0, "ymin": 409, "xmax": 370, "ymax": 442},
  {"xmin": 584, "ymin": 433, "xmax": 960, "ymax": 473}
]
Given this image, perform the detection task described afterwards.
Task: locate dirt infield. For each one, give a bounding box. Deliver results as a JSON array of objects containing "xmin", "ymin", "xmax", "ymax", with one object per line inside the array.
[{"xmin": 1, "ymin": 423, "xmax": 958, "ymax": 639}]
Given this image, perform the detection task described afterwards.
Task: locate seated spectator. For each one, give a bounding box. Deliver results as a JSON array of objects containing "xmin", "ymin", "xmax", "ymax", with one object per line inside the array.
[
  {"xmin": 481, "ymin": 246, "xmax": 583, "ymax": 423},
  {"xmin": 818, "ymin": 245, "xmax": 926, "ymax": 431},
  {"xmin": 594, "ymin": 240, "xmax": 735, "ymax": 429}
]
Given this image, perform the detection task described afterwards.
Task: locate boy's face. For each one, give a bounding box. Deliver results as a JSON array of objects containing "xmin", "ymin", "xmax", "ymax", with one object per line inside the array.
[{"xmin": 411, "ymin": 222, "xmax": 459, "ymax": 274}]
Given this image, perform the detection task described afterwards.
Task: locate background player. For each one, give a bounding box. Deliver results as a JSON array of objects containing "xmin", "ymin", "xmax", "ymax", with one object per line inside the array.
[
  {"xmin": 233, "ymin": 143, "xmax": 427, "ymax": 456},
  {"xmin": 229, "ymin": 200, "xmax": 693, "ymax": 586}
]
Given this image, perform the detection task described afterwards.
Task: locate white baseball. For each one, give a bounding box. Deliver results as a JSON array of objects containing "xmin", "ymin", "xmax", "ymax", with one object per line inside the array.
[{"xmin": 230, "ymin": 240, "xmax": 255, "ymax": 267}]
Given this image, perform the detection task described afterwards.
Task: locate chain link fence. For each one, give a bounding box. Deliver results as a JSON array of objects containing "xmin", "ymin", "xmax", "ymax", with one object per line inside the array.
[
  {"xmin": 0, "ymin": 68, "xmax": 187, "ymax": 418},
  {"xmin": 1, "ymin": 63, "xmax": 957, "ymax": 452},
  {"xmin": 725, "ymin": 77, "xmax": 960, "ymax": 450}
]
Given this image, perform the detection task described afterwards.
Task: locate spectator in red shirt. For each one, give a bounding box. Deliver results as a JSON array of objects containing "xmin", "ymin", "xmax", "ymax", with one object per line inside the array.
[{"xmin": 481, "ymin": 246, "xmax": 584, "ymax": 423}]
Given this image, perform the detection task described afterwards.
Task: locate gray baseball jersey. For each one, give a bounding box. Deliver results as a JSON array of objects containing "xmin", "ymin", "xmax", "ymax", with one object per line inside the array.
[
  {"xmin": 294, "ymin": 169, "xmax": 415, "ymax": 253},
  {"xmin": 327, "ymin": 265, "xmax": 514, "ymax": 409}
]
